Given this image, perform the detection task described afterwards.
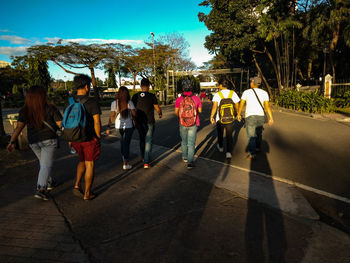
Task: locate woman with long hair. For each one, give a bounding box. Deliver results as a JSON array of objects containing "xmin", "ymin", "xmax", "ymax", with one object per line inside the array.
[
  {"xmin": 106, "ymin": 86, "xmax": 136, "ymax": 170},
  {"xmin": 7, "ymin": 85, "xmax": 62, "ymax": 200}
]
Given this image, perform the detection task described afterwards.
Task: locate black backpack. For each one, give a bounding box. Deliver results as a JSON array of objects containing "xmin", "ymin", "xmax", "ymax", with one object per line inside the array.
[{"xmin": 218, "ymin": 90, "xmax": 235, "ymax": 124}]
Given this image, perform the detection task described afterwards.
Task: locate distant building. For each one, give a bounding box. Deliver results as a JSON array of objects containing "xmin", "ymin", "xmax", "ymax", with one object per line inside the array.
[{"xmin": 0, "ymin": 60, "xmax": 11, "ymax": 68}]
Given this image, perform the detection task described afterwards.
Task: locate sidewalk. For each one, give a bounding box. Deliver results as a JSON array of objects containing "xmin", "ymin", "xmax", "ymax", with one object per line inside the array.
[{"xmin": 1, "ymin": 138, "xmax": 350, "ymax": 262}]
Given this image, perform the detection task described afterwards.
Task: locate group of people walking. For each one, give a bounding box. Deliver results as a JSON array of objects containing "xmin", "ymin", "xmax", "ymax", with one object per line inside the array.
[{"xmin": 6, "ymin": 74, "xmax": 273, "ymax": 202}]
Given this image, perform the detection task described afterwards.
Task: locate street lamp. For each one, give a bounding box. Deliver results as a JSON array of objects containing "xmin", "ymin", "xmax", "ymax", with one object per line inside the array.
[{"xmin": 151, "ymin": 32, "xmax": 156, "ymax": 88}]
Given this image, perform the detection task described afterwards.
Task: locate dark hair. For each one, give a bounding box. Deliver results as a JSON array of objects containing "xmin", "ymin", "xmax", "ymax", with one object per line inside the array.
[
  {"xmin": 116, "ymin": 86, "xmax": 130, "ymax": 119},
  {"xmin": 182, "ymin": 79, "xmax": 193, "ymax": 92},
  {"xmin": 74, "ymin": 74, "xmax": 91, "ymax": 90},
  {"xmin": 20, "ymin": 85, "xmax": 48, "ymax": 130},
  {"xmin": 141, "ymin": 78, "xmax": 150, "ymax": 87},
  {"xmin": 218, "ymin": 78, "xmax": 230, "ymax": 88}
]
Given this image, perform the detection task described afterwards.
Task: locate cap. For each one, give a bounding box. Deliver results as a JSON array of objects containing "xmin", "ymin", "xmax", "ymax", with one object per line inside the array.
[{"xmin": 250, "ymin": 76, "xmax": 262, "ymax": 86}]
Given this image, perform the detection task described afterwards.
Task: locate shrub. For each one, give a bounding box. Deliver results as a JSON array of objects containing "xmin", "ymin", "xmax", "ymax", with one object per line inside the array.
[{"xmin": 275, "ymin": 90, "xmax": 335, "ymax": 113}]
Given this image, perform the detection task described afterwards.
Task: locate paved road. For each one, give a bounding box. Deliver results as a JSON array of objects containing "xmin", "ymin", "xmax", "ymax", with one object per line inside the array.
[{"xmin": 113, "ymin": 102, "xmax": 349, "ymax": 200}]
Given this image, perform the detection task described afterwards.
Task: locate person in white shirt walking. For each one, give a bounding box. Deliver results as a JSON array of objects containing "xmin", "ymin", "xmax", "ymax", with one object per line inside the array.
[
  {"xmin": 106, "ymin": 86, "xmax": 136, "ymax": 170},
  {"xmin": 237, "ymin": 76, "xmax": 274, "ymax": 160},
  {"xmin": 210, "ymin": 79, "xmax": 240, "ymax": 159}
]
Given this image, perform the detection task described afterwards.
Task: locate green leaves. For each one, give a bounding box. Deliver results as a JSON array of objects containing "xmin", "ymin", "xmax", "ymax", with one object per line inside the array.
[{"xmin": 276, "ymin": 90, "xmax": 335, "ymax": 113}]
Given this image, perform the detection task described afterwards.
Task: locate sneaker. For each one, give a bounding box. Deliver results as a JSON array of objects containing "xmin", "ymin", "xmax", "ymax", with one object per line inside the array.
[
  {"xmin": 226, "ymin": 152, "xmax": 232, "ymax": 159},
  {"xmin": 246, "ymin": 154, "xmax": 256, "ymax": 160},
  {"xmin": 216, "ymin": 144, "xmax": 224, "ymax": 152},
  {"xmin": 47, "ymin": 180, "xmax": 56, "ymax": 191},
  {"xmin": 123, "ymin": 164, "xmax": 132, "ymax": 170},
  {"xmin": 187, "ymin": 163, "xmax": 195, "ymax": 170},
  {"xmin": 144, "ymin": 163, "xmax": 150, "ymax": 169},
  {"xmin": 182, "ymin": 157, "xmax": 188, "ymax": 163},
  {"xmin": 34, "ymin": 191, "xmax": 48, "ymax": 201}
]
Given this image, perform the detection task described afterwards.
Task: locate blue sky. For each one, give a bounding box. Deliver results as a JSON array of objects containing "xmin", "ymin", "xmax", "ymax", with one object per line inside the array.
[{"xmin": 0, "ymin": 0, "xmax": 213, "ymax": 80}]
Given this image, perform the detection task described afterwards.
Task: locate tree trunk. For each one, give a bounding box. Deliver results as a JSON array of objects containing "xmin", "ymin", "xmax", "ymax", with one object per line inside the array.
[
  {"xmin": 274, "ymin": 36, "xmax": 283, "ymax": 92},
  {"xmin": 132, "ymin": 73, "xmax": 137, "ymax": 90},
  {"xmin": 265, "ymin": 46, "xmax": 282, "ymax": 94},
  {"xmin": 329, "ymin": 22, "xmax": 340, "ymax": 82},
  {"xmin": 307, "ymin": 59, "xmax": 312, "ymax": 80},
  {"xmin": 253, "ymin": 54, "xmax": 273, "ymax": 98},
  {"xmin": 89, "ymin": 67, "xmax": 99, "ymax": 100}
]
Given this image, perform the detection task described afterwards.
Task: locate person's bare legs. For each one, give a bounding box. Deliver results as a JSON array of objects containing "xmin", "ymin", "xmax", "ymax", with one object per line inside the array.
[
  {"xmin": 74, "ymin": 161, "xmax": 85, "ymax": 189},
  {"xmin": 84, "ymin": 161, "xmax": 94, "ymax": 199}
]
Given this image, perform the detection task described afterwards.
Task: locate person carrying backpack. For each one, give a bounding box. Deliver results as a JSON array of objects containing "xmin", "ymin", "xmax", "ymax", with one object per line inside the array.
[
  {"xmin": 210, "ymin": 78, "xmax": 240, "ymax": 159},
  {"xmin": 65, "ymin": 74, "xmax": 101, "ymax": 200},
  {"xmin": 175, "ymin": 79, "xmax": 202, "ymax": 169}
]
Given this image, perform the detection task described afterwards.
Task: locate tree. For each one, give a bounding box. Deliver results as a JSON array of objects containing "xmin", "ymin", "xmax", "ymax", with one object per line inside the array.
[
  {"xmin": 27, "ymin": 56, "xmax": 51, "ymax": 89},
  {"xmin": 0, "ymin": 66, "xmax": 28, "ymax": 145},
  {"xmin": 27, "ymin": 42, "xmax": 113, "ymax": 99},
  {"xmin": 105, "ymin": 65, "xmax": 117, "ymax": 89},
  {"xmin": 198, "ymin": 0, "xmax": 302, "ymax": 95},
  {"xmin": 303, "ymin": 0, "xmax": 350, "ymax": 81}
]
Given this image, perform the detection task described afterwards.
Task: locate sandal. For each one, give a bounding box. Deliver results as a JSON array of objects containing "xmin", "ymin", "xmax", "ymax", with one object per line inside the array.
[
  {"xmin": 73, "ymin": 187, "xmax": 84, "ymax": 197},
  {"xmin": 83, "ymin": 193, "xmax": 96, "ymax": 201}
]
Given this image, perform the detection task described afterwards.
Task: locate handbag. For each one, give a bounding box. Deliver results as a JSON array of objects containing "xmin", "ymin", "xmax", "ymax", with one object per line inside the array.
[{"xmin": 251, "ymin": 88, "xmax": 269, "ymax": 123}]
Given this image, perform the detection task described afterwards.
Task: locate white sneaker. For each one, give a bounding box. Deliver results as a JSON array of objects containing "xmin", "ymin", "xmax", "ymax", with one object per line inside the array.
[
  {"xmin": 123, "ymin": 164, "xmax": 132, "ymax": 170},
  {"xmin": 216, "ymin": 144, "xmax": 224, "ymax": 152},
  {"xmin": 226, "ymin": 152, "xmax": 232, "ymax": 159}
]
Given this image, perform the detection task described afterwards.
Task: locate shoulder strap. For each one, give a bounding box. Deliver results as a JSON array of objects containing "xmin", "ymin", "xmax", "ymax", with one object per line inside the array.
[
  {"xmin": 218, "ymin": 91, "xmax": 224, "ymax": 99},
  {"xmin": 68, "ymin": 97, "xmax": 75, "ymax": 105},
  {"xmin": 229, "ymin": 90, "xmax": 234, "ymax": 98},
  {"xmin": 79, "ymin": 96, "xmax": 89, "ymax": 105},
  {"xmin": 43, "ymin": 121, "xmax": 56, "ymax": 133},
  {"xmin": 251, "ymin": 88, "xmax": 266, "ymax": 114}
]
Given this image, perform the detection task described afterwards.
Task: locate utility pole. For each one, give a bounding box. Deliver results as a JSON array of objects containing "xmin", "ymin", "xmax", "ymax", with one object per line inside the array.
[{"xmin": 151, "ymin": 32, "xmax": 156, "ymax": 89}]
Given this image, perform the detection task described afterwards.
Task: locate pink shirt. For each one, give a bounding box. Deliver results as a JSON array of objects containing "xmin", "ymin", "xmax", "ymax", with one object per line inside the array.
[{"xmin": 175, "ymin": 92, "xmax": 202, "ymax": 126}]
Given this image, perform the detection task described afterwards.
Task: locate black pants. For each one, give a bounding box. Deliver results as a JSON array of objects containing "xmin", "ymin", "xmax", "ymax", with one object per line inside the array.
[{"xmin": 216, "ymin": 121, "xmax": 234, "ymax": 153}]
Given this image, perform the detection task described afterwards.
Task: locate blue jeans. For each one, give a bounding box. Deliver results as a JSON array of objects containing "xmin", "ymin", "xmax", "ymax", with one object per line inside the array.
[
  {"xmin": 179, "ymin": 125, "xmax": 198, "ymax": 163},
  {"xmin": 29, "ymin": 138, "xmax": 57, "ymax": 191},
  {"xmin": 119, "ymin": 128, "xmax": 134, "ymax": 161},
  {"xmin": 136, "ymin": 123, "xmax": 154, "ymax": 164},
  {"xmin": 245, "ymin": 115, "xmax": 265, "ymax": 156}
]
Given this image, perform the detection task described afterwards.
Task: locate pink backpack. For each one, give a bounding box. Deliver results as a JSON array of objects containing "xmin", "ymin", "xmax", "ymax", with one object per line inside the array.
[{"xmin": 179, "ymin": 95, "xmax": 197, "ymax": 127}]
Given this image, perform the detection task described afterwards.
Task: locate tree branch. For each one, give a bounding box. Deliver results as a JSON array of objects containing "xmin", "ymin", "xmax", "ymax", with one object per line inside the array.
[{"xmin": 52, "ymin": 61, "xmax": 80, "ymax": 75}]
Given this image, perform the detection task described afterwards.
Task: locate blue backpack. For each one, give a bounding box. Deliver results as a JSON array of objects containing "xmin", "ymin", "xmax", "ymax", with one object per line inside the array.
[{"xmin": 61, "ymin": 97, "xmax": 88, "ymax": 142}]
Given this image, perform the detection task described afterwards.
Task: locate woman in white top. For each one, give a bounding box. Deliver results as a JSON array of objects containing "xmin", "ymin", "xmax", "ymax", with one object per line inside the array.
[{"xmin": 106, "ymin": 86, "xmax": 136, "ymax": 170}]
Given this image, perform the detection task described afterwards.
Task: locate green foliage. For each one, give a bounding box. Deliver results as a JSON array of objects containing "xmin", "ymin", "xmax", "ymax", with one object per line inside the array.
[
  {"xmin": 334, "ymin": 90, "xmax": 350, "ymax": 108},
  {"xmin": 27, "ymin": 56, "xmax": 51, "ymax": 89},
  {"xmin": 275, "ymin": 90, "xmax": 335, "ymax": 113}
]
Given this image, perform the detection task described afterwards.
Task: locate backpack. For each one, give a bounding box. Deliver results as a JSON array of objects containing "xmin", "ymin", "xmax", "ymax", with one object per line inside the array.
[
  {"xmin": 61, "ymin": 97, "xmax": 88, "ymax": 142},
  {"xmin": 218, "ymin": 90, "xmax": 235, "ymax": 124},
  {"xmin": 179, "ymin": 95, "xmax": 197, "ymax": 127}
]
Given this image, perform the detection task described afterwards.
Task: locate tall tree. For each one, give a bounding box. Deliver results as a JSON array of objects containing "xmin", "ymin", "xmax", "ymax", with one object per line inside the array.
[{"xmin": 27, "ymin": 42, "xmax": 113, "ymax": 99}]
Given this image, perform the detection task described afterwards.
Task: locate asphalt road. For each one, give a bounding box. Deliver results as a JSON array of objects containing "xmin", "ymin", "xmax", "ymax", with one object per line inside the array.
[
  {"xmin": 4, "ymin": 103, "xmax": 350, "ymax": 200},
  {"xmin": 101, "ymin": 102, "xmax": 349, "ymax": 200}
]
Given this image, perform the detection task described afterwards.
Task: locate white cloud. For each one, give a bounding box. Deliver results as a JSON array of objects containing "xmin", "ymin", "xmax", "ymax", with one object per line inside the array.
[
  {"xmin": 0, "ymin": 35, "xmax": 31, "ymax": 44},
  {"xmin": 0, "ymin": 46, "xmax": 28, "ymax": 56},
  {"xmin": 45, "ymin": 37, "xmax": 143, "ymax": 46}
]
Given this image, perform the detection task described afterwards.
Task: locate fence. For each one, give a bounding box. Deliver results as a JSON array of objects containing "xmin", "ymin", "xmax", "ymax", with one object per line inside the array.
[{"xmin": 332, "ymin": 79, "xmax": 350, "ymax": 98}]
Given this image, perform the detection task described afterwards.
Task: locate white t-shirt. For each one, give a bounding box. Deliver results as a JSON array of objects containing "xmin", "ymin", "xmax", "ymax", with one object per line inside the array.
[
  {"xmin": 111, "ymin": 100, "xmax": 135, "ymax": 129},
  {"xmin": 212, "ymin": 89, "xmax": 240, "ymax": 122},
  {"xmin": 241, "ymin": 88, "xmax": 269, "ymax": 117}
]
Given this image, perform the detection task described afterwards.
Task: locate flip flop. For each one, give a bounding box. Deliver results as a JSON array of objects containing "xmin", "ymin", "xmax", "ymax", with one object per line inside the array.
[
  {"xmin": 83, "ymin": 193, "xmax": 96, "ymax": 201},
  {"xmin": 73, "ymin": 187, "xmax": 84, "ymax": 197}
]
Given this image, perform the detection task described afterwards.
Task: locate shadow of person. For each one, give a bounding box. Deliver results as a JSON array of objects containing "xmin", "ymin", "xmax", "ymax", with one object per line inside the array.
[{"xmin": 245, "ymin": 140, "xmax": 287, "ymax": 263}]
